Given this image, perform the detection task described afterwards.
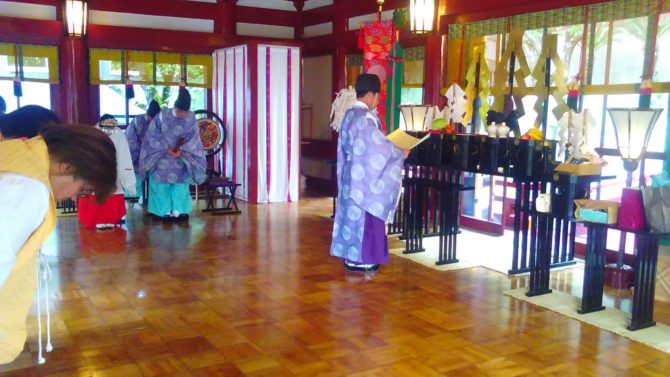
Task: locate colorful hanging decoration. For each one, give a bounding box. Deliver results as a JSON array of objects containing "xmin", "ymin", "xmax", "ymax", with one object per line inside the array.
[
  {"xmin": 330, "ymin": 87, "xmax": 357, "ymax": 132},
  {"xmin": 566, "ymin": 78, "xmax": 579, "ymax": 112},
  {"xmin": 443, "ymin": 82, "xmax": 467, "ymax": 126},
  {"xmin": 492, "ymin": 28, "xmax": 531, "ymax": 116},
  {"xmin": 557, "ymin": 108, "xmax": 596, "ymax": 159},
  {"xmin": 639, "ymin": 78, "xmax": 652, "ymax": 109},
  {"xmin": 463, "ymin": 44, "xmax": 492, "ymax": 129},
  {"xmin": 12, "ymin": 45, "xmax": 22, "ymax": 98},
  {"xmin": 125, "ymin": 81, "xmax": 135, "ymax": 100},
  {"xmin": 361, "ymin": 20, "xmax": 395, "ymax": 133},
  {"xmin": 386, "ymin": 37, "xmax": 404, "ymax": 134},
  {"xmin": 13, "ymin": 79, "xmax": 22, "ymax": 97},
  {"xmin": 530, "ymin": 34, "xmax": 568, "ymax": 128}
]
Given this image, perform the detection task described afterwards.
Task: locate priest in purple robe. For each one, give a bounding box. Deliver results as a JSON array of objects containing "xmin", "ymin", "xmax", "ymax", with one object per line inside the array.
[
  {"xmin": 126, "ymin": 100, "xmax": 160, "ymax": 201},
  {"xmin": 139, "ymin": 89, "xmax": 206, "ymax": 221},
  {"xmin": 330, "ymin": 74, "xmax": 406, "ymax": 273}
]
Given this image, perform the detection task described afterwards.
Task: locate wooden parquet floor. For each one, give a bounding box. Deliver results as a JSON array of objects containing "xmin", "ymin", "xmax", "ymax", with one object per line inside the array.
[{"xmin": 2, "ymin": 196, "xmax": 670, "ymax": 376}]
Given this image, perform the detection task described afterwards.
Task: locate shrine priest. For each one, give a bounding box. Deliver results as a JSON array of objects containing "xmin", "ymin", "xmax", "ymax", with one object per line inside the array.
[
  {"xmin": 126, "ymin": 100, "xmax": 160, "ymax": 202},
  {"xmin": 330, "ymin": 73, "xmax": 408, "ymax": 273},
  {"xmin": 139, "ymin": 89, "xmax": 206, "ymax": 221}
]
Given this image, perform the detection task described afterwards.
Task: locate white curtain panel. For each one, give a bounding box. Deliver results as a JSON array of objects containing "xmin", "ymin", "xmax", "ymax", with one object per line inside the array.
[
  {"xmin": 257, "ymin": 45, "xmax": 300, "ymax": 203},
  {"xmin": 213, "ymin": 45, "xmax": 249, "ymax": 201}
]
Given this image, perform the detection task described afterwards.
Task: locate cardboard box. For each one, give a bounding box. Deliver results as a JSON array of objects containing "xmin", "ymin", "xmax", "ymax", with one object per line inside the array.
[
  {"xmin": 554, "ymin": 162, "xmax": 602, "ymax": 176},
  {"xmin": 574, "ymin": 199, "xmax": 620, "ymax": 224}
]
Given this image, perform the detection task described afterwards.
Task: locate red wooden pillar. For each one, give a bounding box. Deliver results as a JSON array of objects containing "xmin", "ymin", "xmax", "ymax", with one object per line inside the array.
[
  {"xmin": 423, "ymin": 33, "xmax": 444, "ymax": 106},
  {"xmin": 217, "ymin": 0, "xmax": 238, "ymax": 36},
  {"xmin": 247, "ymin": 42, "xmax": 259, "ymax": 203},
  {"xmin": 293, "ymin": 0, "xmax": 305, "ymax": 40},
  {"xmin": 59, "ymin": 37, "xmax": 91, "ymax": 125},
  {"xmin": 423, "ymin": 0, "xmax": 447, "ymax": 106},
  {"xmin": 332, "ymin": 0, "xmax": 347, "ymax": 98}
]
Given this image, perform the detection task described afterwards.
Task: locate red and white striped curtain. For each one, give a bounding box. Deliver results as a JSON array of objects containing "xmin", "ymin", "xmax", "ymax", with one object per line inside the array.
[
  {"xmin": 212, "ymin": 44, "xmax": 300, "ymax": 203},
  {"xmin": 257, "ymin": 45, "xmax": 300, "ymax": 203},
  {"xmin": 213, "ymin": 45, "xmax": 249, "ymax": 201}
]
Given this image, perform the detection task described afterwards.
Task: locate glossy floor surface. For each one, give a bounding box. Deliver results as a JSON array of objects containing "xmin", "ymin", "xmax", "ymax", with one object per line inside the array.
[{"xmin": 2, "ymin": 196, "xmax": 670, "ymax": 376}]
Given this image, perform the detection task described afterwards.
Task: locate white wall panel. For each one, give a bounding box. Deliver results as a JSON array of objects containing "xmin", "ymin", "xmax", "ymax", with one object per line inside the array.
[
  {"xmin": 0, "ymin": 1, "xmax": 56, "ymax": 20},
  {"xmin": 303, "ymin": 22, "xmax": 332, "ymax": 38},
  {"xmin": 304, "ymin": 0, "xmax": 333, "ymax": 11},
  {"xmin": 236, "ymin": 22, "xmax": 294, "ymax": 39},
  {"xmin": 90, "ymin": 10, "xmax": 214, "ymax": 33},
  {"xmin": 237, "ymin": 0, "xmax": 296, "ymax": 11}
]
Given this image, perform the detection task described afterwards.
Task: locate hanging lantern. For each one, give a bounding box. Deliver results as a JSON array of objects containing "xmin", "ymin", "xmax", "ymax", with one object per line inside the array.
[
  {"xmin": 63, "ymin": 0, "xmax": 89, "ymax": 37},
  {"xmin": 409, "ymin": 0, "xmax": 435, "ymax": 34}
]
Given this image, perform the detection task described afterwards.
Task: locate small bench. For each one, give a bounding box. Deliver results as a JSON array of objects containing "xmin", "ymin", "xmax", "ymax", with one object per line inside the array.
[{"xmin": 203, "ymin": 178, "xmax": 241, "ymax": 215}]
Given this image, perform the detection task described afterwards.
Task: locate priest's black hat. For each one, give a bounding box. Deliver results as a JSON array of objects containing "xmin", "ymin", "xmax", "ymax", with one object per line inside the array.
[
  {"xmin": 174, "ymin": 88, "xmax": 191, "ymax": 111},
  {"xmin": 355, "ymin": 73, "xmax": 381, "ymax": 97},
  {"xmin": 147, "ymin": 100, "xmax": 160, "ymax": 117}
]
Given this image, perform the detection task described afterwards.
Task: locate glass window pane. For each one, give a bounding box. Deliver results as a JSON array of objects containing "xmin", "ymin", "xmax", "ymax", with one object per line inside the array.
[
  {"xmin": 400, "ymin": 88, "xmax": 423, "ymax": 105},
  {"xmin": 128, "ymin": 61, "xmax": 154, "ymax": 84},
  {"xmin": 99, "ymin": 84, "xmax": 146, "ymax": 125},
  {"xmin": 187, "ymin": 87, "xmax": 206, "ymax": 111},
  {"xmin": 548, "ymin": 24, "xmax": 585, "ymax": 78},
  {"xmin": 21, "ymin": 56, "xmax": 49, "ymax": 81},
  {"xmin": 0, "ymin": 80, "xmax": 51, "ymax": 113},
  {"xmin": 653, "ymin": 13, "xmax": 670, "ymax": 82},
  {"xmin": 156, "ymin": 63, "xmax": 181, "ymax": 85},
  {"xmin": 0, "ymin": 80, "xmax": 18, "ymax": 113},
  {"xmin": 522, "ymin": 29, "xmax": 544, "ymax": 87},
  {"xmin": 18, "ymin": 81, "xmax": 51, "ymax": 109},
  {"xmin": 609, "ymin": 17, "xmax": 646, "ymax": 84},
  {"xmin": 186, "ymin": 64, "xmax": 206, "ymax": 86},
  {"xmin": 99, "ymin": 59, "xmax": 123, "ymax": 82},
  {"xmin": 589, "ymin": 22, "xmax": 610, "ymax": 85}
]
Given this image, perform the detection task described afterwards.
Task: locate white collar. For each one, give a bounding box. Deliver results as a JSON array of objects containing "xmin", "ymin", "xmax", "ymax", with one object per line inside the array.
[{"xmin": 353, "ymin": 100, "xmax": 369, "ymax": 109}]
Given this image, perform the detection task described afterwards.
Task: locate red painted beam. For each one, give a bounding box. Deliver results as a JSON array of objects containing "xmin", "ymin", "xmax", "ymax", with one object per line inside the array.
[
  {"xmin": 0, "ymin": 16, "xmax": 62, "ymax": 45},
  {"xmin": 86, "ymin": 24, "xmax": 235, "ymax": 54},
  {"xmin": 303, "ymin": 5, "xmax": 333, "ymax": 26},
  {"xmin": 236, "ymin": 6, "xmax": 298, "ymax": 28}
]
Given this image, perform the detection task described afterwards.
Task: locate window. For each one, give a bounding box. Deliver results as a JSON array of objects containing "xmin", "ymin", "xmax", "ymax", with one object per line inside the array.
[
  {"xmin": 0, "ymin": 80, "xmax": 52, "ymax": 112},
  {"xmin": 98, "ymin": 84, "xmax": 206, "ymax": 126},
  {"xmin": 91, "ymin": 48, "xmax": 211, "ymax": 125},
  {"xmin": 0, "ymin": 43, "xmax": 58, "ymax": 112}
]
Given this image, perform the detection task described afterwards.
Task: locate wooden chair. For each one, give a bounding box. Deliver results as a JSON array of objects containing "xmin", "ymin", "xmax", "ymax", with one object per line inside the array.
[{"xmin": 202, "ymin": 177, "xmax": 241, "ymax": 215}]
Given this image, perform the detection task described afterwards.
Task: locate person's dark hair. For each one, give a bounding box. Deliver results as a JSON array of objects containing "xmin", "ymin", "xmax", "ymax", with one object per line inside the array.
[
  {"xmin": 147, "ymin": 100, "xmax": 160, "ymax": 118},
  {"xmin": 40, "ymin": 124, "xmax": 117, "ymax": 203},
  {"xmin": 0, "ymin": 105, "xmax": 60, "ymax": 139},
  {"xmin": 0, "ymin": 95, "xmax": 6, "ymax": 115},
  {"xmin": 98, "ymin": 113, "xmax": 118, "ymax": 128},
  {"xmin": 98, "ymin": 114, "xmax": 115, "ymax": 123},
  {"xmin": 355, "ymin": 73, "xmax": 381, "ymax": 98}
]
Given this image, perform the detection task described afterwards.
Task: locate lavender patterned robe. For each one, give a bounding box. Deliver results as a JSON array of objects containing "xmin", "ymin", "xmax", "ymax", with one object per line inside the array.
[
  {"xmin": 139, "ymin": 108, "xmax": 207, "ymax": 184},
  {"xmin": 330, "ymin": 103, "xmax": 404, "ymax": 264},
  {"xmin": 126, "ymin": 114, "xmax": 151, "ymax": 174}
]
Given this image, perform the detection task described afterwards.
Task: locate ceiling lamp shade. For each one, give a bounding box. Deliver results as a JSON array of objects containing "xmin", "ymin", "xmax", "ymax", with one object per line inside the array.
[
  {"xmin": 409, "ymin": 0, "xmax": 436, "ymax": 34},
  {"xmin": 63, "ymin": 0, "xmax": 89, "ymax": 37},
  {"xmin": 400, "ymin": 105, "xmax": 431, "ymax": 132},
  {"xmin": 607, "ymin": 107, "xmax": 663, "ymax": 173}
]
